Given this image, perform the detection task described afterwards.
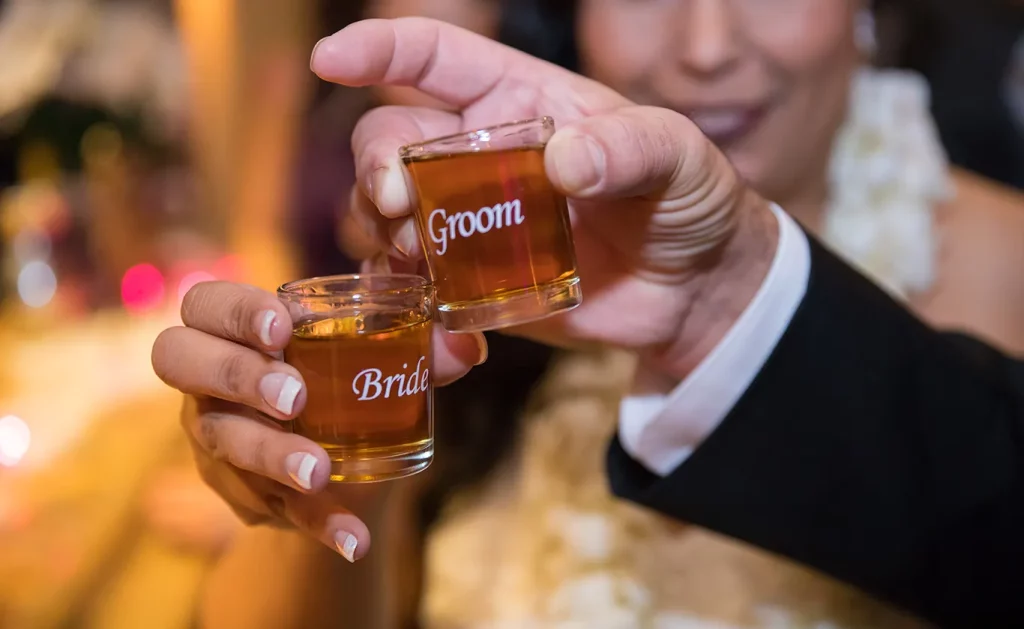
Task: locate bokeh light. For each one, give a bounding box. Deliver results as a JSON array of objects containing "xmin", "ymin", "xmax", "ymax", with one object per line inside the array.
[
  {"xmin": 17, "ymin": 260, "xmax": 58, "ymax": 308},
  {"xmin": 121, "ymin": 263, "xmax": 166, "ymax": 314},
  {"xmin": 211, "ymin": 254, "xmax": 243, "ymax": 281},
  {"xmin": 177, "ymin": 270, "xmax": 216, "ymax": 304},
  {"xmin": 11, "ymin": 229, "xmax": 52, "ymax": 264},
  {"xmin": 0, "ymin": 415, "xmax": 31, "ymax": 467}
]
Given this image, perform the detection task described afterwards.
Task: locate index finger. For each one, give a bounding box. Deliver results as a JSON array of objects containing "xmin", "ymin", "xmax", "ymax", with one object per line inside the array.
[
  {"xmin": 310, "ymin": 18, "xmax": 629, "ymax": 117},
  {"xmin": 311, "ymin": 17, "xmax": 541, "ymax": 108},
  {"xmin": 181, "ymin": 281, "xmax": 293, "ymax": 352}
]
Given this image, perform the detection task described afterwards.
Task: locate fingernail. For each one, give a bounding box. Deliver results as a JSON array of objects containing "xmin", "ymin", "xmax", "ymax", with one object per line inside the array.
[
  {"xmin": 335, "ymin": 531, "xmax": 358, "ymax": 562},
  {"xmin": 370, "ymin": 166, "xmax": 386, "ymax": 203},
  {"xmin": 375, "ymin": 163, "xmax": 411, "ymax": 216},
  {"xmin": 260, "ymin": 373, "xmax": 303, "ymax": 415},
  {"xmin": 550, "ymin": 132, "xmax": 605, "ymax": 193},
  {"xmin": 472, "ymin": 333, "xmax": 488, "ymax": 366},
  {"xmin": 256, "ymin": 310, "xmax": 277, "ymax": 347},
  {"xmin": 366, "ymin": 253, "xmax": 392, "ymax": 274},
  {"xmin": 390, "ymin": 220, "xmax": 419, "ymax": 258},
  {"xmin": 285, "ymin": 452, "xmax": 317, "ymax": 490},
  {"xmin": 309, "ymin": 37, "xmax": 326, "ymax": 71}
]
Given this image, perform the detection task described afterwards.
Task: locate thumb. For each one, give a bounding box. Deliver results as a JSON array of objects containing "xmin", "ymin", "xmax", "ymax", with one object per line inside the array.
[
  {"xmin": 545, "ymin": 106, "xmax": 739, "ymax": 206},
  {"xmin": 545, "ymin": 106, "xmax": 744, "ymax": 268}
]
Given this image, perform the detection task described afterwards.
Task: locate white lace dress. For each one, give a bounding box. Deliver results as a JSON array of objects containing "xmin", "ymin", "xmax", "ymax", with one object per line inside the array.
[{"xmin": 419, "ymin": 68, "xmax": 953, "ymax": 629}]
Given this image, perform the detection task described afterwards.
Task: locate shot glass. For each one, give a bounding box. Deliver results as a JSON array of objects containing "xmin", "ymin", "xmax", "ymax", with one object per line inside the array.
[
  {"xmin": 277, "ymin": 274, "xmax": 433, "ymax": 483},
  {"xmin": 399, "ymin": 116, "xmax": 582, "ymax": 333}
]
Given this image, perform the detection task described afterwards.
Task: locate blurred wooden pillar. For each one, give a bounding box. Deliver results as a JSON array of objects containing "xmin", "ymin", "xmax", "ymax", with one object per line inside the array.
[{"xmin": 174, "ymin": 0, "xmax": 315, "ymax": 289}]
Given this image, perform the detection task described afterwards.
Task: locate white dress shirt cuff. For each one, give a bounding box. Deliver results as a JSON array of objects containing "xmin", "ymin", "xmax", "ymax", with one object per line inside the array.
[{"xmin": 618, "ymin": 204, "xmax": 812, "ymax": 477}]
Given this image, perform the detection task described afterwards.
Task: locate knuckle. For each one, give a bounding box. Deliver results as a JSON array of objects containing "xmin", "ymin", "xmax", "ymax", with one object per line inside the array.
[
  {"xmin": 223, "ymin": 290, "xmax": 256, "ymax": 342},
  {"xmin": 183, "ymin": 281, "xmax": 262, "ymax": 344},
  {"xmin": 626, "ymin": 115, "xmax": 665, "ymax": 172},
  {"xmin": 214, "ymin": 349, "xmax": 251, "ymax": 400},
  {"xmin": 651, "ymin": 112, "xmax": 678, "ymax": 156},
  {"xmin": 198, "ymin": 411, "xmax": 276, "ymax": 479},
  {"xmin": 249, "ymin": 434, "xmax": 269, "ymax": 473},
  {"xmin": 599, "ymin": 115, "xmax": 648, "ymax": 177},
  {"xmin": 198, "ymin": 415, "xmax": 226, "ymax": 460},
  {"xmin": 602, "ymin": 113, "xmax": 636, "ymax": 148},
  {"xmin": 180, "ymin": 281, "xmax": 217, "ymax": 326},
  {"xmin": 616, "ymin": 108, "xmax": 690, "ymax": 187}
]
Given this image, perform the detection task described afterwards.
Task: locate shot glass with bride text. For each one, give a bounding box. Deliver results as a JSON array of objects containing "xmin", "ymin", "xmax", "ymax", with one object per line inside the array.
[
  {"xmin": 399, "ymin": 116, "xmax": 582, "ymax": 333},
  {"xmin": 278, "ymin": 274, "xmax": 433, "ymax": 483}
]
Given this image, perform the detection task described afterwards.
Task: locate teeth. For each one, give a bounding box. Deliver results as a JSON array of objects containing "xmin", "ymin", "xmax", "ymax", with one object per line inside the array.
[{"xmin": 688, "ymin": 110, "xmax": 746, "ymax": 136}]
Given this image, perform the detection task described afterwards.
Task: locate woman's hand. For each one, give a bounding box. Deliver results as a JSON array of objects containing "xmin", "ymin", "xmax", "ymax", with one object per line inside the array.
[
  {"xmin": 317, "ymin": 18, "xmax": 778, "ymax": 382},
  {"xmin": 150, "ymin": 281, "xmax": 483, "ymax": 560}
]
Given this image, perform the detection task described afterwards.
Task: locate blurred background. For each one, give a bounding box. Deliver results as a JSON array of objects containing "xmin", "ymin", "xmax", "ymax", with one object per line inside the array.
[{"xmin": 0, "ymin": 0, "xmax": 1020, "ymax": 628}]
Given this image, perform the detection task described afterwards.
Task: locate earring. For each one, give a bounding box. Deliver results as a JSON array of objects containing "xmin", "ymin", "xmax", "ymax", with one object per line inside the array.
[{"xmin": 855, "ymin": 9, "xmax": 878, "ymax": 57}]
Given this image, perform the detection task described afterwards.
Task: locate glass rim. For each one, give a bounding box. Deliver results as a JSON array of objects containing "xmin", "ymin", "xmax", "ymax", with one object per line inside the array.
[
  {"xmin": 277, "ymin": 273, "xmax": 431, "ymax": 300},
  {"xmin": 398, "ymin": 116, "xmax": 554, "ymax": 158}
]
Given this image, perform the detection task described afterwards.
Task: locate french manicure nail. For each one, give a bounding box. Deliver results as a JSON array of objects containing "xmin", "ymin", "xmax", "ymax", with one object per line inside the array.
[
  {"xmin": 260, "ymin": 373, "xmax": 303, "ymax": 415},
  {"xmin": 257, "ymin": 310, "xmax": 277, "ymax": 347},
  {"xmin": 286, "ymin": 452, "xmax": 317, "ymax": 490},
  {"xmin": 335, "ymin": 531, "xmax": 358, "ymax": 562}
]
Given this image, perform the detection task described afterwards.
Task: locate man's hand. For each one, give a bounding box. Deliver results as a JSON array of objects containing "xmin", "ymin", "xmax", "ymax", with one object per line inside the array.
[
  {"xmin": 151, "ymin": 17, "xmax": 781, "ymax": 564},
  {"xmin": 315, "ymin": 17, "xmax": 778, "ymax": 382}
]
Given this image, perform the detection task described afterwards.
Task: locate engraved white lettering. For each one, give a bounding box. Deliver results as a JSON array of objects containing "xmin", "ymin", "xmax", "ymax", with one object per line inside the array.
[
  {"xmin": 403, "ymin": 357, "xmax": 427, "ymax": 396},
  {"xmin": 352, "ymin": 369, "xmax": 383, "ymax": 400},
  {"xmin": 457, "ymin": 212, "xmax": 476, "ymax": 238},
  {"xmin": 427, "ymin": 199, "xmax": 524, "ymax": 256},
  {"xmin": 384, "ymin": 373, "xmax": 405, "ymax": 397},
  {"xmin": 352, "ymin": 357, "xmax": 430, "ymax": 402},
  {"xmin": 476, "ymin": 204, "xmax": 495, "ymax": 233},
  {"xmin": 429, "ymin": 209, "xmax": 450, "ymax": 256}
]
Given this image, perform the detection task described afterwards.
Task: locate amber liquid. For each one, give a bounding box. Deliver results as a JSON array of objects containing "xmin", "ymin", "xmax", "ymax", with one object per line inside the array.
[
  {"xmin": 284, "ymin": 310, "xmax": 432, "ymax": 468},
  {"xmin": 404, "ymin": 146, "xmax": 579, "ymax": 306}
]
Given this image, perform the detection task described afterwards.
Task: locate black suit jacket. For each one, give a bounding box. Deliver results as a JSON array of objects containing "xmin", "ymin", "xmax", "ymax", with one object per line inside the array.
[{"xmin": 608, "ymin": 235, "xmax": 1024, "ymax": 628}]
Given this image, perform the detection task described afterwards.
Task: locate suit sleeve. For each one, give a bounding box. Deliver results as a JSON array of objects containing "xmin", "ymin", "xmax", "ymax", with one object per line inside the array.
[{"xmin": 608, "ymin": 234, "xmax": 1024, "ymax": 629}]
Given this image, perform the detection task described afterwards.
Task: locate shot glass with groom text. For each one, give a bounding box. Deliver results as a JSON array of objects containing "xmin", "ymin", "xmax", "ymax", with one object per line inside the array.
[{"xmin": 400, "ymin": 116, "xmax": 582, "ymax": 333}]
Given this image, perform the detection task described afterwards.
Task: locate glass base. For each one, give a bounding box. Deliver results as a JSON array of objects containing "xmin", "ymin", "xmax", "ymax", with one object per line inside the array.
[
  {"xmin": 438, "ymin": 275, "xmax": 582, "ymax": 333},
  {"xmin": 325, "ymin": 441, "xmax": 433, "ymax": 483}
]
